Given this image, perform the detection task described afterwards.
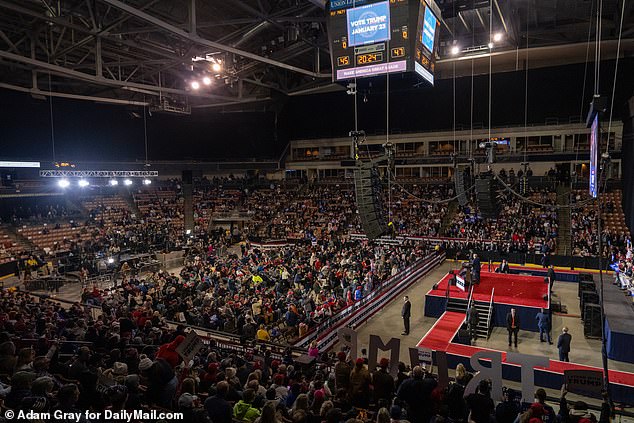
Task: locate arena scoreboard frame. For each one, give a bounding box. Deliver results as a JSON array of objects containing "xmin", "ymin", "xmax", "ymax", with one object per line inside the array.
[{"xmin": 327, "ymin": 0, "xmax": 441, "ymax": 84}]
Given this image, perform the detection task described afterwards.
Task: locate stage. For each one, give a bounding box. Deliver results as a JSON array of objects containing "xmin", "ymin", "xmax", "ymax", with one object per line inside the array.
[
  {"xmin": 485, "ymin": 263, "xmax": 582, "ymax": 283},
  {"xmin": 418, "ymin": 311, "xmax": 634, "ymax": 405},
  {"xmin": 603, "ymin": 280, "xmax": 634, "ymax": 364},
  {"xmin": 424, "ymin": 269, "xmax": 549, "ymax": 331}
]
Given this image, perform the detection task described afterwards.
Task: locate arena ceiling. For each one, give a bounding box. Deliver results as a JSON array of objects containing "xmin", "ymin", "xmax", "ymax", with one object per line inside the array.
[{"xmin": 0, "ymin": 0, "xmax": 632, "ymax": 110}]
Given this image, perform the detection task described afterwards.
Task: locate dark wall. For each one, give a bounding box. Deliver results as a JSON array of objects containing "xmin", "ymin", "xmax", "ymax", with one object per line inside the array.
[
  {"xmin": 623, "ymin": 97, "xmax": 634, "ymax": 233},
  {"xmin": 0, "ymin": 89, "xmax": 279, "ymax": 162},
  {"xmin": 282, "ymin": 59, "xmax": 634, "ymax": 139},
  {"xmin": 1, "ymin": 59, "xmax": 633, "ymax": 161}
]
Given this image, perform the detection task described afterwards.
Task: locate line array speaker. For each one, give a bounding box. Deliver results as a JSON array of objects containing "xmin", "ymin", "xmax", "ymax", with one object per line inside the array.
[
  {"xmin": 455, "ymin": 168, "xmax": 468, "ymax": 207},
  {"xmin": 475, "ymin": 177, "xmax": 500, "ymax": 219},
  {"xmin": 354, "ymin": 165, "xmax": 387, "ymax": 240}
]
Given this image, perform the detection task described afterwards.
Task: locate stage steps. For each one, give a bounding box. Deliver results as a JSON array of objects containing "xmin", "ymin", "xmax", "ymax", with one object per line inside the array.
[
  {"xmin": 445, "ymin": 297, "xmax": 493, "ymax": 339},
  {"xmin": 472, "ymin": 300, "xmax": 493, "ymax": 339},
  {"xmin": 446, "ymin": 297, "xmax": 468, "ymax": 313}
]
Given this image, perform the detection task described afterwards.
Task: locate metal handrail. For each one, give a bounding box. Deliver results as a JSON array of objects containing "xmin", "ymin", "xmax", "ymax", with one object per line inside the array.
[
  {"xmin": 487, "ymin": 287, "xmax": 495, "ymax": 338},
  {"xmin": 467, "ymin": 284, "xmax": 474, "ymax": 310}
]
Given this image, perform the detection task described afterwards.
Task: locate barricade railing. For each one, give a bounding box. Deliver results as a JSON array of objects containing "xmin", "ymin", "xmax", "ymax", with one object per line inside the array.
[{"xmin": 298, "ymin": 252, "xmax": 446, "ymax": 351}]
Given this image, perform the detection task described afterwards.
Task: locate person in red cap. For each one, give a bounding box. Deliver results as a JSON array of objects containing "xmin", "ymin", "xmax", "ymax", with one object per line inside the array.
[
  {"xmin": 349, "ymin": 358, "xmax": 370, "ymax": 409},
  {"xmin": 372, "ymin": 358, "xmax": 395, "ymax": 405},
  {"xmin": 155, "ymin": 335, "xmax": 185, "ymax": 368},
  {"xmin": 334, "ymin": 351, "xmax": 351, "ymax": 392}
]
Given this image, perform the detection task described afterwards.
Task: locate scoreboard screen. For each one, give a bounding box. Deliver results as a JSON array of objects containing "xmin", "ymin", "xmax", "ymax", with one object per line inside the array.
[
  {"xmin": 413, "ymin": 0, "xmax": 440, "ymax": 84},
  {"xmin": 347, "ymin": 1, "xmax": 391, "ymax": 47},
  {"xmin": 328, "ymin": 0, "xmax": 440, "ymax": 83},
  {"xmin": 328, "ymin": 0, "xmax": 413, "ymax": 81}
]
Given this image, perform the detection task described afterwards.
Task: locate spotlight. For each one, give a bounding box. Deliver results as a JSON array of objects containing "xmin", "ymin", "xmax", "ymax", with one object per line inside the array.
[
  {"xmin": 190, "ymin": 81, "xmax": 200, "ymax": 90},
  {"xmin": 109, "ymin": 179, "xmax": 119, "ymax": 186},
  {"xmin": 107, "ymin": 257, "xmax": 115, "ymax": 264},
  {"xmin": 123, "ymin": 179, "xmax": 133, "ymax": 186},
  {"xmin": 493, "ymin": 32, "xmax": 503, "ymax": 42},
  {"xmin": 58, "ymin": 179, "xmax": 70, "ymax": 188},
  {"xmin": 78, "ymin": 179, "xmax": 89, "ymax": 187},
  {"xmin": 488, "ymin": 42, "xmax": 494, "ymax": 49},
  {"xmin": 451, "ymin": 45, "xmax": 460, "ymax": 55},
  {"xmin": 142, "ymin": 179, "xmax": 152, "ymax": 185},
  {"xmin": 212, "ymin": 62, "xmax": 222, "ymax": 72},
  {"xmin": 202, "ymin": 76, "xmax": 212, "ymax": 85}
]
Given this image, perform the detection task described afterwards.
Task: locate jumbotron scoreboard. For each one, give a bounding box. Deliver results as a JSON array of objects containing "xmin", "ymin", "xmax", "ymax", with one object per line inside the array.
[{"xmin": 327, "ymin": 0, "xmax": 441, "ymax": 84}]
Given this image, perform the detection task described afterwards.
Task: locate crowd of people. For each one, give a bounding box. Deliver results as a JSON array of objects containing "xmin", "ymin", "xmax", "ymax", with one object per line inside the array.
[
  {"xmin": 570, "ymin": 191, "xmax": 631, "ymax": 258},
  {"xmin": 82, "ymin": 236, "xmax": 429, "ymax": 343},
  {"xmin": 443, "ymin": 188, "xmax": 558, "ymax": 255},
  {"xmin": 0, "ymin": 289, "xmax": 612, "ymax": 423}
]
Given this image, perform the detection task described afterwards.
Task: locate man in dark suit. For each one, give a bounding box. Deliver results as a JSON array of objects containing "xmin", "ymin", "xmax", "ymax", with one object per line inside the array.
[
  {"xmin": 557, "ymin": 326, "xmax": 572, "ymax": 362},
  {"xmin": 467, "ymin": 305, "xmax": 479, "ymax": 341},
  {"xmin": 401, "ymin": 296, "xmax": 411, "ymax": 335},
  {"xmin": 472, "ymin": 254, "xmax": 481, "ymax": 285},
  {"xmin": 498, "ymin": 259, "xmax": 510, "ymax": 274},
  {"xmin": 535, "ymin": 308, "xmax": 553, "ymax": 344},
  {"xmin": 506, "ymin": 308, "xmax": 520, "ymax": 348}
]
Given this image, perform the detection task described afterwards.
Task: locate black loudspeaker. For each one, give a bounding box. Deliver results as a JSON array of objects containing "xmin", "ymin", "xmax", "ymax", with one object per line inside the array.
[
  {"xmin": 583, "ymin": 304, "xmax": 602, "ymax": 338},
  {"xmin": 578, "ymin": 279, "xmax": 596, "ymax": 298},
  {"xmin": 580, "ymin": 290, "xmax": 599, "ymax": 320},
  {"xmin": 354, "ymin": 165, "xmax": 387, "ymax": 240},
  {"xmin": 455, "ymin": 168, "xmax": 468, "ymax": 207},
  {"xmin": 475, "ymin": 177, "xmax": 500, "ymax": 219},
  {"xmin": 182, "ymin": 170, "xmax": 194, "ymax": 232},
  {"xmin": 182, "ymin": 170, "xmax": 193, "ymax": 184}
]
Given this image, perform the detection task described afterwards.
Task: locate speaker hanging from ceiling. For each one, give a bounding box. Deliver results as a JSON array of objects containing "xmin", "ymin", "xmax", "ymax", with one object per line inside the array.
[
  {"xmin": 475, "ymin": 176, "xmax": 500, "ymax": 219},
  {"xmin": 354, "ymin": 164, "xmax": 387, "ymax": 240}
]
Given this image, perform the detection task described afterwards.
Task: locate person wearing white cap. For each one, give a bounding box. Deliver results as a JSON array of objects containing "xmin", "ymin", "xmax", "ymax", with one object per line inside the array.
[{"xmin": 138, "ymin": 354, "xmax": 153, "ymax": 372}]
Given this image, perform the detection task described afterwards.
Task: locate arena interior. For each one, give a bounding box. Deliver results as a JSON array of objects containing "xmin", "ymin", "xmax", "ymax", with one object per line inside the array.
[{"xmin": 1, "ymin": 0, "xmax": 634, "ymax": 422}]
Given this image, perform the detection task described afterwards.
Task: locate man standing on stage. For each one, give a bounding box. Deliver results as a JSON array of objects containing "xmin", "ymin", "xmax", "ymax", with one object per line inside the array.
[
  {"xmin": 506, "ymin": 308, "xmax": 520, "ymax": 347},
  {"xmin": 535, "ymin": 308, "xmax": 553, "ymax": 344},
  {"xmin": 472, "ymin": 253, "xmax": 481, "ymax": 285},
  {"xmin": 557, "ymin": 327, "xmax": 572, "ymax": 362},
  {"xmin": 402, "ymin": 296, "xmax": 411, "ymax": 336},
  {"xmin": 498, "ymin": 259, "xmax": 510, "ymax": 274}
]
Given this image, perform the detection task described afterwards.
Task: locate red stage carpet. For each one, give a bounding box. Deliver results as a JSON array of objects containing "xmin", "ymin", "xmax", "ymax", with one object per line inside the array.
[
  {"xmin": 427, "ymin": 272, "xmax": 548, "ymax": 308},
  {"xmin": 417, "ymin": 312, "xmax": 634, "ymax": 388}
]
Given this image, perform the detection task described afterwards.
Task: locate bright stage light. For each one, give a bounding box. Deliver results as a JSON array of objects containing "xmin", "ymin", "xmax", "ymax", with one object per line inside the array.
[
  {"xmin": 191, "ymin": 81, "xmax": 200, "ymax": 90},
  {"xmin": 142, "ymin": 179, "xmax": 152, "ymax": 185},
  {"xmin": 78, "ymin": 179, "xmax": 89, "ymax": 187},
  {"xmin": 493, "ymin": 32, "xmax": 503, "ymax": 42},
  {"xmin": 109, "ymin": 179, "xmax": 119, "ymax": 186},
  {"xmin": 451, "ymin": 45, "xmax": 460, "ymax": 55},
  {"xmin": 212, "ymin": 62, "xmax": 222, "ymax": 73},
  {"xmin": 488, "ymin": 42, "xmax": 494, "ymax": 49},
  {"xmin": 202, "ymin": 76, "xmax": 212, "ymax": 85},
  {"xmin": 58, "ymin": 179, "xmax": 70, "ymax": 188},
  {"xmin": 123, "ymin": 179, "xmax": 133, "ymax": 186},
  {"xmin": 107, "ymin": 257, "xmax": 115, "ymax": 264}
]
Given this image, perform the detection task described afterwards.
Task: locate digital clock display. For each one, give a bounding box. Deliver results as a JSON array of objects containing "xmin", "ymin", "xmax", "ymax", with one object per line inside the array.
[
  {"xmin": 356, "ymin": 52, "xmax": 383, "ymax": 65},
  {"xmin": 338, "ymin": 56, "xmax": 351, "ymax": 66},
  {"xmin": 391, "ymin": 47, "xmax": 405, "ymax": 58}
]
